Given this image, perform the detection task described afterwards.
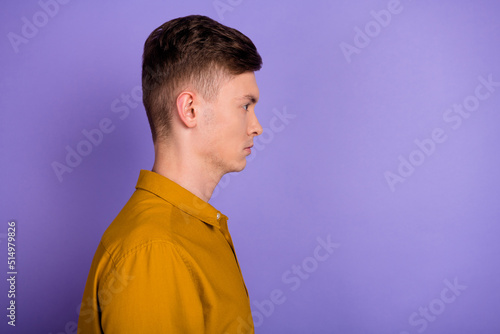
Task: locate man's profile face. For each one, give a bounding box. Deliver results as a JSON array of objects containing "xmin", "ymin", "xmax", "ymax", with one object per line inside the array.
[{"xmin": 199, "ymin": 71, "xmax": 262, "ymax": 175}]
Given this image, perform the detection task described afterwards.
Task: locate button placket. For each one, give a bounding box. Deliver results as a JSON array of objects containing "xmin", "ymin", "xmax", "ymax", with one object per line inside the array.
[{"xmin": 217, "ymin": 217, "xmax": 249, "ymax": 297}]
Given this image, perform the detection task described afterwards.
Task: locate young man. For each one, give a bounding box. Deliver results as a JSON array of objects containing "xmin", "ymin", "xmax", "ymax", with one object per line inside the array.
[{"xmin": 78, "ymin": 15, "xmax": 263, "ymax": 333}]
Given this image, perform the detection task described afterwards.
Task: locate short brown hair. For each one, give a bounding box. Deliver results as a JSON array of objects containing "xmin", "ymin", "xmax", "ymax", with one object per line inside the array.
[{"xmin": 142, "ymin": 15, "xmax": 262, "ymax": 142}]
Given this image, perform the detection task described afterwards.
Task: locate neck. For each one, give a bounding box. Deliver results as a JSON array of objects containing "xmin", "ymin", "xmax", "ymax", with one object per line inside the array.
[{"xmin": 152, "ymin": 140, "xmax": 221, "ymax": 203}]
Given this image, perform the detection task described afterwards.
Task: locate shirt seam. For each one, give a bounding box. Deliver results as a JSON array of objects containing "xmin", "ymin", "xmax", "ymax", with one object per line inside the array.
[{"xmin": 100, "ymin": 239, "xmax": 197, "ymax": 289}]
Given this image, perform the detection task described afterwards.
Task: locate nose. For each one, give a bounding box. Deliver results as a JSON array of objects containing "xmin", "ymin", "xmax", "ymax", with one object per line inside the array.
[{"xmin": 249, "ymin": 111, "xmax": 263, "ymax": 136}]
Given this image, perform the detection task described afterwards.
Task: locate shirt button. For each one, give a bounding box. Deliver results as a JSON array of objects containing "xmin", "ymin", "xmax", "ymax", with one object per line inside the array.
[{"xmin": 216, "ymin": 212, "xmax": 221, "ymax": 220}]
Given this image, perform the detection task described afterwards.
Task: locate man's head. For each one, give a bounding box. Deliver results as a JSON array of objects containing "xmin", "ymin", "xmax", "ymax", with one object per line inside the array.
[
  {"xmin": 142, "ymin": 15, "xmax": 262, "ymax": 142},
  {"xmin": 142, "ymin": 15, "xmax": 263, "ymax": 178}
]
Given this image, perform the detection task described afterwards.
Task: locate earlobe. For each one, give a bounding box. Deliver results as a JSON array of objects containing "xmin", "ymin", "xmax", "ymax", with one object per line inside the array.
[{"xmin": 176, "ymin": 92, "xmax": 197, "ymax": 128}]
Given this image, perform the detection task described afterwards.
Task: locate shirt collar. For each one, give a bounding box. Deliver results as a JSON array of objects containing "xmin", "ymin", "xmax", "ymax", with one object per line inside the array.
[{"xmin": 135, "ymin": 169, "xmax": 227, "ymax": 228}]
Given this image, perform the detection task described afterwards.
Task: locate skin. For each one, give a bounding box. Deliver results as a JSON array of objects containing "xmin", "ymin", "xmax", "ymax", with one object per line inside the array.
[{"xmin": 152, "ymin": 71, "xmax": 263, "ymax": 202}]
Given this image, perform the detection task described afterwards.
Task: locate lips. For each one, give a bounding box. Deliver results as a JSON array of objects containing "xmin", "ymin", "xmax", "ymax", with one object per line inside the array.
[{"xmin": 244, "ymin": 144, "xmax": 253, "ymax": 154}]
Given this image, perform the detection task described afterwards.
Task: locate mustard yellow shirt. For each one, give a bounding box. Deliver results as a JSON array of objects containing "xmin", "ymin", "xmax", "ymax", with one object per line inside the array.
[{"xmin": 78, "ymin": 170, "xmax": 254, "ymax": 333}]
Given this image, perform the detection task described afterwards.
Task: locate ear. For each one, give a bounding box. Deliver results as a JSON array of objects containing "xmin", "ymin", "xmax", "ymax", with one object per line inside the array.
[{"xmin": 176, "ymin": 91, "xmax": 197, "ymax": 128}]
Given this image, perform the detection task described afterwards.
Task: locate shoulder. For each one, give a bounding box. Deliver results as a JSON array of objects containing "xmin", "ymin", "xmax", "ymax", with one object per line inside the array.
[{"xmin": 99, "ymin": 188, "xmax": 192, "ymax": 267}]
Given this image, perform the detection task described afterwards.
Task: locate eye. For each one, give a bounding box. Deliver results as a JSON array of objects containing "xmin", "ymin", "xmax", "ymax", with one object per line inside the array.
[{"xmin": 243, "ymin": 104, "xmax": 250, "ymax": 111}]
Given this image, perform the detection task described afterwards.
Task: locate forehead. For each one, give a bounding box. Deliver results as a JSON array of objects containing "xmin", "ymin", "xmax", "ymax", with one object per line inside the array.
[{"xmin": 219, "ymin": 72, "xmax": 259, "ymax": 102}]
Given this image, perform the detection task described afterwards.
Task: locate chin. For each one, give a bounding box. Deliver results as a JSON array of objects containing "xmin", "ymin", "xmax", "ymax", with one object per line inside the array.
[{"xmin": 228, "ymin": 160, "xmax": 247, "ymax": 173}]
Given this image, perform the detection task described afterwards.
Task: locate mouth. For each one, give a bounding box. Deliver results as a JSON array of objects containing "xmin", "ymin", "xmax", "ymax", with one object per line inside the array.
[{"xmin": 244, "ymin": 144, "xmax": 253, "ymax": 154}]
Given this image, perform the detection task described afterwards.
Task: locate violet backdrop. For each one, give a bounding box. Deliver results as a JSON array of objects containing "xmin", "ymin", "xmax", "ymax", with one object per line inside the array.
[{"xmin": 1, "ymin": 0, "xmax": 500, "ymax": 333}]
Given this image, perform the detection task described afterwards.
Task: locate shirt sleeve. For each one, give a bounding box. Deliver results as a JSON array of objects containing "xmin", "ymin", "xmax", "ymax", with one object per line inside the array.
[{"xmin": 98, "ymin": 240, "xmax": 204, "ymax": 333}]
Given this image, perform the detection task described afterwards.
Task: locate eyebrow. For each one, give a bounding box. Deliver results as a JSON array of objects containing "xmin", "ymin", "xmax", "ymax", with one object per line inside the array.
[{"xmin": 237, "ymin": 94, "xmax": 259, "ymax": 104}]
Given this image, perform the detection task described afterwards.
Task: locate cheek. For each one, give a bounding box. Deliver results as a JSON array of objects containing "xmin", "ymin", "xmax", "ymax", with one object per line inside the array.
[
  {"xmin": 217, "ymin": 128, "xmax": 242, "ymax": 155},
  {"xmin": 210, "ymin": 112, "xmax": 247, "ymax": 150}
]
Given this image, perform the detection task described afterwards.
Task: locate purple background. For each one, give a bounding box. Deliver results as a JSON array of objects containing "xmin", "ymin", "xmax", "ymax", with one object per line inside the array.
[{"xmin": 1, "ymin": 0, "xmax": 500, "ymax": 333}]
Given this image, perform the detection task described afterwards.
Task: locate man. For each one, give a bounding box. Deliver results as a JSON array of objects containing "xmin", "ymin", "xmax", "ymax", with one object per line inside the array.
[{"xmin": 77, "ymin": 15, "xmax": 263, "ymax": 333}]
